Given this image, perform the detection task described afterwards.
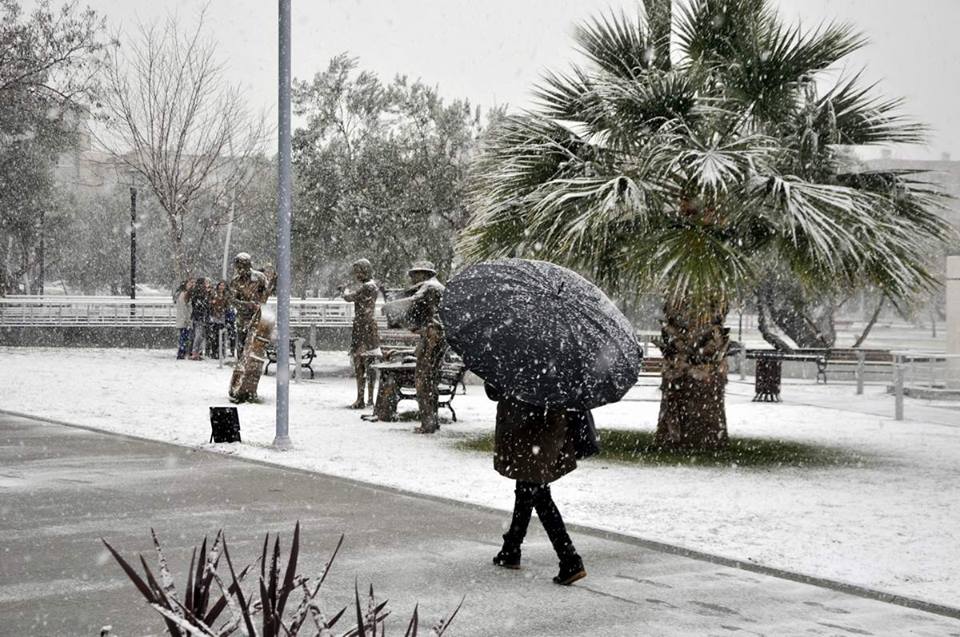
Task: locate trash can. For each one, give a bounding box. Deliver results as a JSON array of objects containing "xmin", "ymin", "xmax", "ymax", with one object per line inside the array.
[{"xmin": 753, "ymin": 352, "xmax": 783, "ymax": 402}]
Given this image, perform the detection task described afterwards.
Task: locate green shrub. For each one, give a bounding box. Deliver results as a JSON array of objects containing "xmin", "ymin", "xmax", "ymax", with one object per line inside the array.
[{"xmin": 457, "ymin": 428, "xmax": 870, "ymax": 468}]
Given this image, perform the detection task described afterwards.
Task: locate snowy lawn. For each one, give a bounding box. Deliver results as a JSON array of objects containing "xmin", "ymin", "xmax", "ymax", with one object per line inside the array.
[{"xmin": 2, "ymin": 346, "xmax": 958, "ymax": 607}]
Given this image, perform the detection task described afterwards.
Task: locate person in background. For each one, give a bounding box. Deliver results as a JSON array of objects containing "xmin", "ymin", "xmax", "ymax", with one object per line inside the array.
[
  {"xmin": 225, "ymin": 304, "xmax": 237, "ymax": 358},
  {"xmin": 485, "ymin": 382, "xmax": 587, "ymax": 586},
  {"xmin": 189, "ymin": 277, "xmax": 210, "ymax": 360},
  {"xmin": 340, "ymin": 258, "xmax": 381, "ymax": 408},
  {"xmin": 174, "ymin": 278, "xmax": 194, "ymax": 360},
  {"xmin": 206, "ymin": 280, "xmax": 228, "ymax": 359}
]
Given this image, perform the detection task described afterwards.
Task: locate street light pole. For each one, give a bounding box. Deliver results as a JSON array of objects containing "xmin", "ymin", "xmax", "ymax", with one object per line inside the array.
[
  {"xmin": 274, "ymin": 0, "xmax": 293, "ymax": 449},
  {"xmin": 129, "ymin": 185, "xmax": 137, "ymax": 301}
]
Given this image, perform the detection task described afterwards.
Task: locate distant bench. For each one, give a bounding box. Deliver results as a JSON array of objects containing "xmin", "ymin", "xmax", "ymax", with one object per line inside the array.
[
  {"xmin": 379, "ymin": 328, "xmax": 420, "ymax": 352},
  {"xmin": 639, "ymin": 357, "xmax": 663, "ymax": 376},
  {"xmin": 264, "ymin": 339, "xmax": 317, "ymax": 379},
  {"xmin": 744, "ymin": 348, "xmax": 892, "ymax": 383}
]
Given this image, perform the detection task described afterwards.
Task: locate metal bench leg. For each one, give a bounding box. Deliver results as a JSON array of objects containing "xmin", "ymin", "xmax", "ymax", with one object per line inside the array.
[
  {"xmin": 816, "ymin": 357, "xmax": 828, "ymax": 384},
  {"xmin": 448, "ymin": 404, "xmax": 457, "ymax": 422}
]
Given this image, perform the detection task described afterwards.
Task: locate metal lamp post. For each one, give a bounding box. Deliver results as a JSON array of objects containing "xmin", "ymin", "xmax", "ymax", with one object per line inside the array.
[
  {"xmin": 273, "ymin": 0, "xmax": 293, "ymax": 449},
  {"xmin": 129, "ymin": 185, "xmax": 137, "ymax": 299},
  {"xmin": 127, "ymin": 168, "xmax": 139, "ymax": 316}
]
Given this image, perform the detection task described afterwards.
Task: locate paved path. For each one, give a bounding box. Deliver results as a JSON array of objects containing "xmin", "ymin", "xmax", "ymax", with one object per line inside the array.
[{"xmin": 2, "ymin": 413, "xmax": 959, "ymax": 636}]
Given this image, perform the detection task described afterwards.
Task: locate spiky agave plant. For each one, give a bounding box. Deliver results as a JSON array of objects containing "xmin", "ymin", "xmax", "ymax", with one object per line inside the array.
[
  {"xmin": 103, "ymin": 524, "xmax": 463, "ymax": 636},
  {"xmin": 461, "ymin": 0, "xmax": 953, "ymax": 450}
]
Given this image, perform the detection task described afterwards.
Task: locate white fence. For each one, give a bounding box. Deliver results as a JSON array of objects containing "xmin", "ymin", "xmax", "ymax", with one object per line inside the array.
[
  {"xmin": 0, "ymin": 295, "xmax": 379, "ymax": 327},
  {"xmin": 891, "ymin": 351, "xmax": 960, "ymax": 420}
]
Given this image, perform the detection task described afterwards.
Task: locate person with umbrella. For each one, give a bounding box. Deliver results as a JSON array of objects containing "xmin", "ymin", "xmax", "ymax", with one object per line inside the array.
[
  {"xmin": 485, "ymin": 381, "xmax": 588, "ymax": 585},
  {"xmin": 441, "ymin": 258, "xmax": 641, "ymax": 585}
]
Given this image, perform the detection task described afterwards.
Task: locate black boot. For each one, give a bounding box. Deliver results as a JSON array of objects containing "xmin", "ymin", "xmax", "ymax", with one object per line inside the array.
[
  {"xmin": 553, "ymin": 552, "xmax": 586, "ymax": 586},
  {"xmin": 494, "ymin": 482, "xmax": 536, "ymax": 569},
  {"xmin": 493, "ymin": 546, "xmax": 521, "ymax": 569},
  {"xmin": 532, "ymin": 485, "xmax": 586, "ymax": 585}
]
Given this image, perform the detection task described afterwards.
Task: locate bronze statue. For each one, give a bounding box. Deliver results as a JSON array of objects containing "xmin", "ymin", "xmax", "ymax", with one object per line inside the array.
[
  {"xmin": 389, "ymin": 260, "xmax": 446, "ymax": 434},
  {"xmin": 230, "ymin": 252, "xmax": 269, "ymax": 355},
  {"xmin": 340, "ymin": 258, "xmax": 382, "ymax": 408},
  {"xmin": 228, "ymin": 252, "xmax": 270, "ymax": 403},
  {"xmin": 229, "ymin": 306, "xmax": 275, "ymax": 403}
]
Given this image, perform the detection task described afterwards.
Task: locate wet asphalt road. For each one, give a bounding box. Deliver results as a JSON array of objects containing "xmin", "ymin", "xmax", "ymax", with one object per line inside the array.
[{"xmin": 2, "ymin": 412, "xmax": 959, "ymax": 636}]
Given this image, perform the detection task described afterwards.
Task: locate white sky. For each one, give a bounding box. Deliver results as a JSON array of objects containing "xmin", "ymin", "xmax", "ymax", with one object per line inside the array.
[{"xmin": 74, "ymin": 0, "xmax": 960, "ymax": 159}]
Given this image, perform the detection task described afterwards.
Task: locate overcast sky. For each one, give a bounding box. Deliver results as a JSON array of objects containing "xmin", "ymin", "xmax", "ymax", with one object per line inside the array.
[{"xmin": 75, "ymin": 0, "xmax": 960, "ymax": 159}]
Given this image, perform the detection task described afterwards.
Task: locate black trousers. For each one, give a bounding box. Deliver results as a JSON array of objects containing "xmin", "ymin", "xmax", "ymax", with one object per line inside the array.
[{"xmin": 503, "ymin": 481, "xmax": 576, "ymax": 558}]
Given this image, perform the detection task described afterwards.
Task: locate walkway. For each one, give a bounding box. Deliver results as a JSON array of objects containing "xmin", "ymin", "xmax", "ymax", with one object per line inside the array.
[{"xmin": 2, "ymin": 413, "xmax": 958, "ymax": 635}]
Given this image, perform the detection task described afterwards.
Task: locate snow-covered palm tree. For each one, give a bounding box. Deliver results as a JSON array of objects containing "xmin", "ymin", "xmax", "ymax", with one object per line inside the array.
[{"xmin": 460, "ymin": 0, "xmax": 952, "ymax": 450}]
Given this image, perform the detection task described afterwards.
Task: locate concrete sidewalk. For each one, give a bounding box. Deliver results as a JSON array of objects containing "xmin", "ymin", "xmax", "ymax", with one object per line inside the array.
[{"xmin": 1, "ymin": 413, "xmax": 958, "ymax": 636}]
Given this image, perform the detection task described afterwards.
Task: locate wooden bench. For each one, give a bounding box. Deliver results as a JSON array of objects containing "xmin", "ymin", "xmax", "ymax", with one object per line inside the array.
[
  {"xmin": 396, "ymin": 351, "xmax": 468, "ymax": 421},
  {"xmin": 639, "ymin": 357, "xmax": 663, "ymax": 376},
  {"xmin": 379, "ymin": 328, "xmax": 420, "ymax": 349},
  {"xmin": 264, "ymin": 340, "xmax": 317, "ymax": 379},
  {"xmin": 819, "ymin": 349, "xmax": 893, "ymax": 383},
  {"xmin": 745, "ymin": 348, "xmax": 892, "ymax": 383}
]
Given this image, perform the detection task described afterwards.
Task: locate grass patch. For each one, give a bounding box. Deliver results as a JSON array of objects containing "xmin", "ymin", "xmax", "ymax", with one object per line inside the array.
[{"xmin": 456, "ymin": 428, "xmax": 870, "ymax": 469}]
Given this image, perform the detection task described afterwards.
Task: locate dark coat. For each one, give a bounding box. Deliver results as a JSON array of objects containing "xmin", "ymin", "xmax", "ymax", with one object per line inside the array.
[
  {"xmin": 493, "ymin": 395, "xmax": 577, "ymax": 484},
  {"xmin": 190, "ymin": 289, "xmax": 210, "ymax": 323}
]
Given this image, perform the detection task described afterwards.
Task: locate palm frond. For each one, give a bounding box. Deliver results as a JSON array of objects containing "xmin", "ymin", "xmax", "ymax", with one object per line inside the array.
[
  {"xmin": 574, "ymin": 10, "xmax": 654, "ymax": 80},
  {"xmin": 676, "ymin": 0, "xmax": 768, "ymax": 64},
  {"xmin": 624, "ymin": 225, "xmax": 755, "ymax": 305},
  {"xmin": 746, "ymin": 174, "xmax": 883, "ymax": 268},
  {"xmin": 819, "ymin": 74, "xmax": 927, "ymax": 145}
]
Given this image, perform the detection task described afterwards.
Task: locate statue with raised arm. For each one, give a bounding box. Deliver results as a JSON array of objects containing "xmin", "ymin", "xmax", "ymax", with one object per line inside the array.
[{"xmin": 340, "ymin": 258, "xmax": 382, "ymax": 408}]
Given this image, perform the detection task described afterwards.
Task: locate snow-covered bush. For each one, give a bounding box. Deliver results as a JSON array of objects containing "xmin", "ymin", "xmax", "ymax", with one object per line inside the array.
[{"xmin": 101, "ymin": 523, "xmax": 462, "ymax": 636}]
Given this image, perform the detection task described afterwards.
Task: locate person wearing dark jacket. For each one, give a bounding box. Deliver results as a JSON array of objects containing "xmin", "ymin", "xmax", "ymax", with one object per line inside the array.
[
  {"xmin": 486, "ymin": 383, "xmax": 587, "ymax": 586},
  {"xmin": 189, "ymin": 277, "xmax": 210, "ymax": 360}
]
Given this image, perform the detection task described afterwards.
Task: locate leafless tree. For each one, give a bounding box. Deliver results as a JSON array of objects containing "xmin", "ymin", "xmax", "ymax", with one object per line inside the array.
[{"xmin": 98, "ymin": 10, "xmax": 267, "ymax": 282}]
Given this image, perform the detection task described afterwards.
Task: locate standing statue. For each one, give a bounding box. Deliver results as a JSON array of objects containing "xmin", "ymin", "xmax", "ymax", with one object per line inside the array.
[
  {"xmin": 389, "ymin": 260, "xmax": 446, "ymax": 434},
  {"xmin": 228, "ymin": 252, "xmax": 271, "ymax": 403},
  {"xmin": 230, "ymin": 253, "xmax": 268, "ymax": 355},
  {"xmin": 340, "ymin": 258, "xmax": 382, "ymax": 408}
]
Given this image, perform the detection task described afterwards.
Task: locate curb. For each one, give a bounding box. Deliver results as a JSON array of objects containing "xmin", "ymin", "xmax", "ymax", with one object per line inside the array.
[{"xmin": 3, "ymin": 408, "xmax": 959, "ymax": 621}]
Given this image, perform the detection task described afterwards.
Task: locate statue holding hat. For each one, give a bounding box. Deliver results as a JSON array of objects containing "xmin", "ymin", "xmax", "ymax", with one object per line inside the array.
[{"xmin": 384, "ymin": 260, "xmax": 447, "ymax": 433}]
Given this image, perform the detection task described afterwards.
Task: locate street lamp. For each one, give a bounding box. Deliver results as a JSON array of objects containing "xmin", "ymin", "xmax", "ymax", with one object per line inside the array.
[
  {"xmin": 274, "ymin": 0, "xmax": 293, "ymax": 450},
  {"xmin": 127, "ymin": 168, "xmax": 138, "ymax": 301}
]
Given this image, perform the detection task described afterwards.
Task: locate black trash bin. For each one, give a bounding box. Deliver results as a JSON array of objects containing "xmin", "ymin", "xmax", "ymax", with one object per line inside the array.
[{"xmin": 753, "ymin": 352, "xmax": 783, "ymax": 402}]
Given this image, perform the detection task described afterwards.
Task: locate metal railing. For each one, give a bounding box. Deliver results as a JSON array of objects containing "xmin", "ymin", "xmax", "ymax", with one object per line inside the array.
[
  {"xmin": 890, "ymin": 351, "xmax": 960, "ymax": 420},
  {"xmin": 0, "ymin": 295, "xmax": 381, "ymax": 327}
]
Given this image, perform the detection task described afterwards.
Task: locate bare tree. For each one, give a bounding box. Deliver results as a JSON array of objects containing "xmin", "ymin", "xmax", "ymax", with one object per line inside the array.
[{"xmin": 99, "ymin": 10, "xmax": 267, "ymax": 282}]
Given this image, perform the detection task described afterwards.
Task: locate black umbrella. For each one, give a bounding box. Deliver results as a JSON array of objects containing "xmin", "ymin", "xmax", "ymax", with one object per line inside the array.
[{"xmin": 440, "ymin": 258, "xmax": 641, "ymax": 409}]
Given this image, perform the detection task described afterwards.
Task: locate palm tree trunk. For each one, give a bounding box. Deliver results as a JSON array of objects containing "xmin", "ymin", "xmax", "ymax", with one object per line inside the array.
[
  {"xmin": 643, "ymin": 0, "xmax": 672, "ymax": 70},
  {"xmin": 655, "ymin": 301, "xmax": 730, "ymax": 450}
]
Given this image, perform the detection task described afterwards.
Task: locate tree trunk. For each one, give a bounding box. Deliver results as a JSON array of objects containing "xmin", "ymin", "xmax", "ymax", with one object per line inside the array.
[
  {"xmin": 756, "ymin": 298, "xmax": 794, "ymax": 352},
  {"xmin": 171, "ymin": 223, "xmax": 188, "ymax": 284},
  {"xmin": 643, "ymin": 0, "xmax": 672, "ymax": 70},
  {"xmin": 655, "ymin": 300, "xmax": 730, "ymax": 450},
  {"xmin": 852, "ymin": 297, "xmax": 884, "ymax": 348}
]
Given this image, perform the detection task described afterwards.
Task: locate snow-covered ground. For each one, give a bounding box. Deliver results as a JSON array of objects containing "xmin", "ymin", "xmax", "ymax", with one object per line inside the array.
[{"xmin": 2, "ymin": 347, "xmax": 958, "ymax": 607}]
